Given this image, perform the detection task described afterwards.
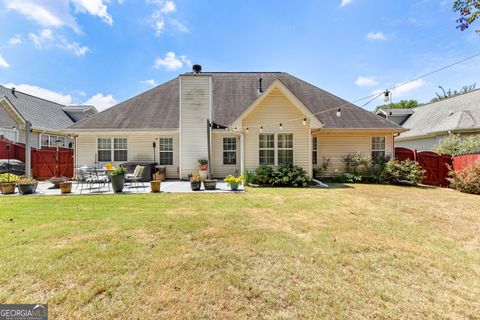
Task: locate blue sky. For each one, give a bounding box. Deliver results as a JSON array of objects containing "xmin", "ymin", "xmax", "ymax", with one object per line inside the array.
[{"xmin": 0, "ymin": 0, "xmax": 479, "ymax": 111}]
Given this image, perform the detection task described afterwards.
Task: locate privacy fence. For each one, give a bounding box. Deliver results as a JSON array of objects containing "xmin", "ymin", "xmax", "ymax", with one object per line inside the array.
[
  {"xmin": 0, "ymin": 138, "xmax": 74, "ymax": 180},
  {"xmin": 395, "ymin": 147, "xmax": 480, "ymax": 187}
]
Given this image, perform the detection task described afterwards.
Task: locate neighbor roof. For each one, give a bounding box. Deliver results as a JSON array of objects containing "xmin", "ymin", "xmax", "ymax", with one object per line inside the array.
[
  {"xmin": 376, "ymin": 108, "xmax": 415, "ymax": 116},
  {"xmin": 69, "ymin": 72, "xmax": 402, "ymax": 130},
  {"xmin": 0, "ymin": 85, "xmax": 75, "ymax": 131},
  {"xmin": 398, "ymin": 89, "xmax": 480, "ymax": 139}
]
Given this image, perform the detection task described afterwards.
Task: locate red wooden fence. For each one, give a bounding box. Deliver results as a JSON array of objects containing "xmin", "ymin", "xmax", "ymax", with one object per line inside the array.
[
  {"xmin": 395, "ymin": 147, "xmax": 452, "ymax": 187},
  {"xmin": 452, "ymin": 154, "xmax": 480, "ymax": 172},
  {"xmin": 0, "ymin": 138, "xmax": 74, "ymax": 180}
]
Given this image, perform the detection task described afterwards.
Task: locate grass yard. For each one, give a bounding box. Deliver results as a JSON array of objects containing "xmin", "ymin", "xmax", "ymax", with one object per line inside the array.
[{"xmin": 1, "ymin": 184, "xmax": 479, "ymax": 319}]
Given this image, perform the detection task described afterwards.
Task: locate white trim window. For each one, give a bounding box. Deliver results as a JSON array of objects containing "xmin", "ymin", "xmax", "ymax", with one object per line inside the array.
[
  {"xmin": 277, "ymin": 133, "xmax": 293, "ymax": 165},
  {"xmin": 159, "ymin": 138, "xmax": 173, "ymax": 166},
  {"xmin": 312, "ymin": 137, "xmax": 318, "ymax": 165},
  {"xmin": 40, "ymin": 134, "xmax": 68, "ymax": 148},
  {"xmin": 259, "ymin": 133, "xmax": 275, "ymax": 165},
  {"xmin": 371, "ymin": 137, "xmax": 386, "ymax": 163},
  {"xmin": 97, "ymin": 138, "xmax": 128, "ymax": 162},
  {"xmin": 223, "ymin": 137, "xmax": 237, "ymax": 165}
]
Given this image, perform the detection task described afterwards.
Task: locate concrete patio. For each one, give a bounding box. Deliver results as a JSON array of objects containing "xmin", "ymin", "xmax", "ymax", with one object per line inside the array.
[{"xmin": 0, "ymin": 180, "xmax": 244, "ymax": 196}]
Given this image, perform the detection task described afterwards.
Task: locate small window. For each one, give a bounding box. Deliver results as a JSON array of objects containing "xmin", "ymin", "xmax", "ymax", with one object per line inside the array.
[
  {"xmin": 277, "ymin": 133, "xmax": 293, "ymax": 165},
  {"xmin": 312, "ymin": 137, "xmax": 317, "ymax": 165},
  {"xmin": 97, "ymin": 138, "xmax": 112, "ymax": 162},
  {"xmin": 40, "ymin": 134, "xmax": 50, "ymax": 148},
  {"xmin": 223, "ymin": 137, "xmax": 237, "ymax": 165},
  {"xmin": 40, "ymin": 134, "xmax": 67, "ymax": 148},
  {"xmin": 114, "ymin": 138, "xmax": 128, "ymax": 162},
  {"xmin": 371, "ymin": 137, "xmax": 386, "ymax": 163},
  {"xmin": 259, "ymin": 134, "xmax": 275, "ymax": 165},
  {"xmin": 159, "ymin": 138, "xmax": 173, "ymax": 165}
]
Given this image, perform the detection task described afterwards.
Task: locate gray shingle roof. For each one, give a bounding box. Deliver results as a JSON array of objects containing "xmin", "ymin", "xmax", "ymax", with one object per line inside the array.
[
  {"xmin": 0, "ymin": 85, "xmax": 75, "ymax": 130},
  {"xmin": 398, "ymin": 89, "xmax": 480, "ymax": 139},
  {"xmin": 377, "ymin": 108, "xmax": 415, "ymax": 116},
  {"xmin": 70, "ymin": 72, "xmax": 402, "ymax": 130}
]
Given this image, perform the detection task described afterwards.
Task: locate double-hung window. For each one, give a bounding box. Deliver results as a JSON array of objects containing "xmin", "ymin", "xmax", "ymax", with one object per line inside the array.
[
  {"xmin": 277, "ymin": 133, "xmax": 293, "ymax": 165},
  {"xmin": 371, "ymin": 137, "xmax": 386, "ymax": 163},
  {"xmin": 40, "ymin": 134, "xmax": 67, "ymax": 148},
  {"xmin": 159, "ymin": 138, "xmax": 173, "ymax": 165},
  {"xmin": 223, "ymin": 137, "xmax": 237, "ymax": 165},
  {"xmin": 97, "ymin": 138, "xmax": 128, "ymax": 162},
  {"xmin": 259, "ymin": 133, "xmax": 275, "ymax": 165},
  {"xmin": 312, "ymin": 137, "xmax": 318, "ymax": 165}
]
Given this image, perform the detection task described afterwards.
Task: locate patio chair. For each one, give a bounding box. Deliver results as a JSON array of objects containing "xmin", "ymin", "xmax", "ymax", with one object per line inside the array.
[
  {"xmin": 88, "ymin": 168, "xmax": 110, "ymax": 192},
  {"xmin": 126, "ymin": 165, "xmax": 145, "ymax": 189},
  {"xmin": 75, "ymin": 167, "xmax": 91, "ymax": 194}
]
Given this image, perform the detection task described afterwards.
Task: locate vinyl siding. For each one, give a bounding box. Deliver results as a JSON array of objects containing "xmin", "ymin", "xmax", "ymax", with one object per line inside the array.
[
  {"xmin": 211, "ymin": 132, "xmax": 240, "ymax": 178},
  {"xmin": 242, "ymin": 88, "xmax": 311, "ymax": 174},
  {"xmin": 180, "ymin": 75, "xmax": 210, "ymax": 178},
  {"xmin": 315, "ymin": 131, "xmax": 394, "ymax": 174},
  {"xmin": 395, "ymin": 136, "xmax": 443, "ymax": 151},
  {"xmin": 0, "ymin": 103, "xmax": 17, "ymax": 128},
  {"xmin": 75, "ymin": 132, "xmax": 180, "ymax": 178}
]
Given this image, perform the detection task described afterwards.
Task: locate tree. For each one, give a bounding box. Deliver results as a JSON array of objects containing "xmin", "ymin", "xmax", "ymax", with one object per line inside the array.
[
  {"xmin": 453, "ymin": 0, "xmax": 480, "ymax": 32},
  {"xmin": 430, "ymin": 83, "xmax": 476, "ymax": 102},
  {"xmin": 373, "ymin": 100, "xmax": 419, "ymax": 113}
]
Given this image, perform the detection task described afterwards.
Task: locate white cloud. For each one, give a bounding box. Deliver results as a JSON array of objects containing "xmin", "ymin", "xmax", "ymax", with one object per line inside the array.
[
  {"xmin": 8, "ymin": 34, "xmax": 22, "ymax": 46},
  {"xmin": 148, "ymin": 0, "xmax": 188, "ymax": 35},
  {"xmin": 161, "ymin": 0, "xmax": 175, "ymax": 14},
  {"xmin": 4, "ymin": 0, "xmax": 113, "ymax": 33},
  {"xmin": 29, "ymin": 28, "xmax": 54, "ymax": 48},
  {"xmin": 3, "ymin": 83, "xmax": 73, "ymax": 105},
  {"xmin": 0, "ymin": 54, "xmax": 10, "ymax": 68},
  {"xmin": 84, "ymin": 93, "xmax": 117, "ymax": 111},
  {"xmin": 141, "ymin": 79, "xmax": 158, "ymax": 87},
  {"xmin": 71, "ymin": 0, "xmax": 113, "ymax": 25},
  {"xmin": 392, "ymin": 79, "xmax": 426, "ymax": 96},
  {"xmin": 28, "ymin": 28, "xmax": 89, "ymax": 56},
  {"xmin": 154, "ymin": 52, "xmax": 191, "ymax": 71},
  {"xmin": 340, "ymin": 0, "xmax": 352, "ymax": 7},
  {"xmin": 366, "ymin": 32, "xmax": 387, "ymax": 41},
  {"xmin": 355, "ymin": 76, "xmax": 378, "ymax": 87}
]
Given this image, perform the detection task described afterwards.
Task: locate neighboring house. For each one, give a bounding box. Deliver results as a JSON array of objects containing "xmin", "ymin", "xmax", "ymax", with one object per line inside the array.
[
  {"xmin": 0, "ymin": 85, "xmax": 97, "ymax": 149},
  {"xmin": 67, "ymin": 67, "xmax": 405, "ymax": 179},
  {"xmin": 377, "ymin": 89, "xmax": 480, "ymax": 151}
]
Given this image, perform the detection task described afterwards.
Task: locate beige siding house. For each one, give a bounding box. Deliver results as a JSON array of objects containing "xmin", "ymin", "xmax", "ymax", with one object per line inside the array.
[{"xmin": 67, "ymin": 67, "xmax": 405, "ymax": 179}]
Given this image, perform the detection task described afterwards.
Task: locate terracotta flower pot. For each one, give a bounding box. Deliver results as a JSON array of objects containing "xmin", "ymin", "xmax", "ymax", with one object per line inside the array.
[
  {"xmin": 150, "ymin": 180, "xmax": 161, "ymax": 193},
  {"xmin": 199, "ymin": 164, "xmax": 208, "ymax": 171},
  {"xmin": 0, "ymin": 183, "xmax": 16, "ymax": 195},
  {"xmin": 60, "ymin": 182, "xmax": 72, "ymax": 194}
]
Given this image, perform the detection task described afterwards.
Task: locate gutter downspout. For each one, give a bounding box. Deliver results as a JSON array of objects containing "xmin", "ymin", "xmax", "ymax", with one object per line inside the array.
[
  {"xmin": 240, "ymin": 132, "xmax": 245, "ymax": 180},
  {"xmin": 25, "ymin": 121, "xmax": 31, "ymax": 178}
]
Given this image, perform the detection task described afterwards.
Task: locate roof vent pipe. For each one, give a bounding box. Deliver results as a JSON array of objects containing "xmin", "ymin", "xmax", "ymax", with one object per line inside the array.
[
  {"xmin": 257, "ymin": 78, "xmax": 263, "ymax": 95},
  {"xmin": 192, "ymin": 64, "xmax": 202, "ymax": 74},
  {"xmin": 11, "ymin": 87, "xmax": 15, "ymax": 95}
]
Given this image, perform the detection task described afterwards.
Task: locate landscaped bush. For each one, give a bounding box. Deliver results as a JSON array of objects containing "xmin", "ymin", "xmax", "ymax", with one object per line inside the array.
[
  {"xmin": 255, "ymin": 165, "xmax": 275, "ymax": 185},
  {"xmin": 434, "ymin": 134, "xmax": 480, "ymax": 156},
  {"xmin": 331, "ymin": 172, "xmax": 362, "ymax": 183},
  {"xmin": 243, "ymin": 169, "xmax": 256, "ymax": 184},
  {"xmin": 381, "ymin": 160, "xmax": 424, "ymax": 185},
  {"xmin": 448, "ymin": 161, "xmax": 480, "ymax": 195},
  {"xmin": 342, "ymin": 152, "xmax": 371, "ymax": 176},
  {"xmin": 271, "ymin": 163, "xmax": 309, "ymax": 187},
  {"xmin": 253, "ymin": 163, "xmax": 310, "ymax": 187}
]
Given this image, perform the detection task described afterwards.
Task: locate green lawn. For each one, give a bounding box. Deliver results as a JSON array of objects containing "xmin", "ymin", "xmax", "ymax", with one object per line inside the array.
[{"xmin": 1, "ymin": 185, "xmax": 479, "ymax": 319}]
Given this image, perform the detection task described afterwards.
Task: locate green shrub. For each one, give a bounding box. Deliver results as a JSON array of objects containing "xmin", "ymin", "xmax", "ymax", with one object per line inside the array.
[
  {"xmin": 434, "ymin": 134, "xmax": 480, "ymax": 156},
  {"xmin": 255, "ymin": 165, "xmax": 275, "ymax": 185},
  {"xmin": 332, "ymin": 172, "xmax": 362, "ymax": 183},
  {"xmin": 0, "ymin": 173, "xmax": 21, "ymax": 183},
  {"xmin": 110, "ymin": 166, "xmax": 128, "ymax": 176},
  {"xmin": 271, "ymin": 163, "xmax": 310, "ymax": 187},
  {"xmin": 448, "ymin": 161, "xmax": 480, "ymax": 195},
  {"xmin": 342, "ymin": 153, "xmax": 372, "ymax": 176},
  {"xmin": 381, "ymin": 160, "xmax": 424, "ymax": 184},
  {"xmin": 315, "ymin": 157, "xmax": 331, "ymax": 179},
  {"xmin": 243, "ymin": 169, "xmax": 256, "ymax": 184}
]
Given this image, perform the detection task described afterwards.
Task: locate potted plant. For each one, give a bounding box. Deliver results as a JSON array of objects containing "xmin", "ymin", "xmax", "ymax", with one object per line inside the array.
[
  {"xmin": 0, "ymin": 173, "xmax": 20, "ymax": 195},
  {"xmin": 150, "ymin": 180, "xmax": 161, "ymax": 193},
  {"xmin": 198, "ymin": 159, "xmax": 208, "ymax": 171},
  {"xmin": 190, "ymin": 173, "xmax": 202, "ymax": 191},
  {"xmin": 224, "ymin": 175, "xmax": 243, "ymax": 191},
  {"xmin": 17, "ymin": 177, "xmax": 38, "ymax": 195},
  {"xmin": 203, "ymin": 179, "xmax": 217, "ymax": 190},
  {"xmin": 110, "ymin": 166, "xmax": 128, "ymax": 193},
  {"xmin": 60, "ymin": 179, "xmax": 72, "ymax": 194}
]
